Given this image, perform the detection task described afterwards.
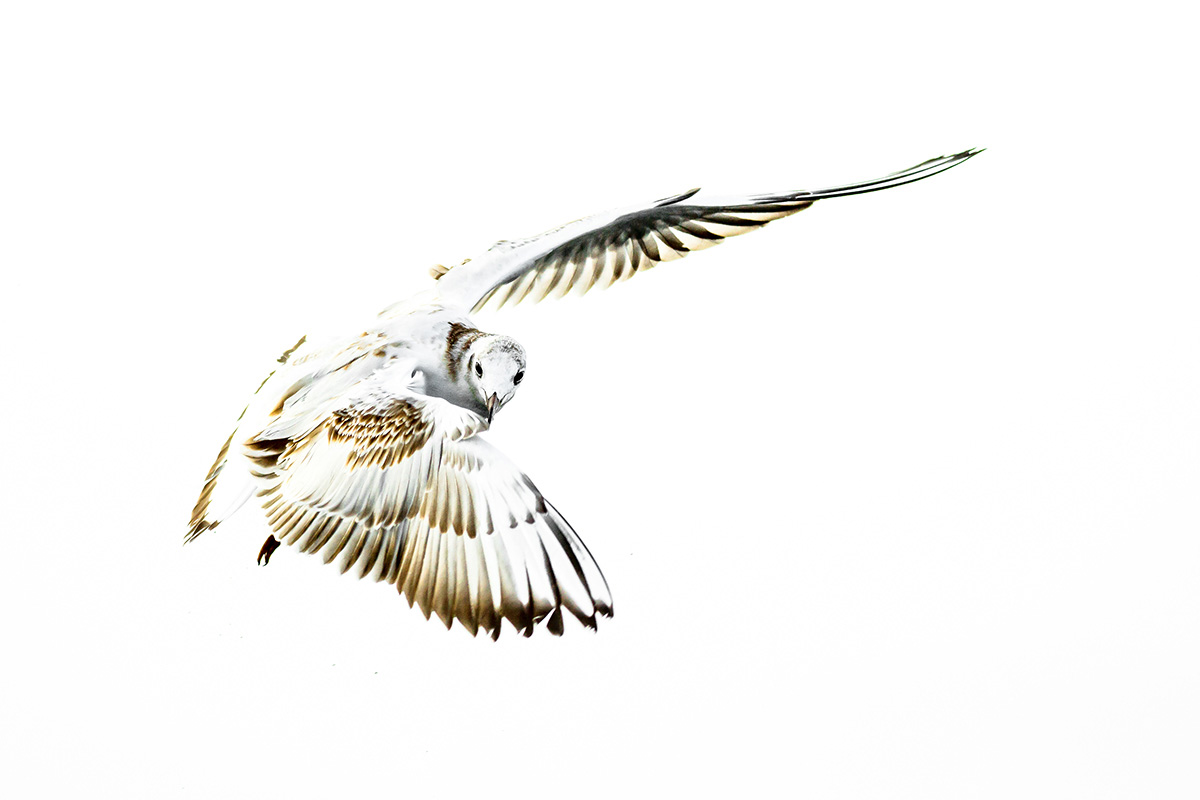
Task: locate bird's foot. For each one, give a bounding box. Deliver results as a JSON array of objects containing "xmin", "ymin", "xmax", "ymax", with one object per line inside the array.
[{"xmin": 257, "ymin": 535, "xmax": 281, "ymax": 566}]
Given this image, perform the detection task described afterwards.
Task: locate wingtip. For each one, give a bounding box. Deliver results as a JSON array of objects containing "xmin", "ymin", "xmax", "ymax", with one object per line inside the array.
[
  {"xmin": 182, "ymin": 519, "xmax": 214, "ymax": 545},
  {"xmin": 654, "ymin": 187, "xmax": 701, "ymax": 207}
]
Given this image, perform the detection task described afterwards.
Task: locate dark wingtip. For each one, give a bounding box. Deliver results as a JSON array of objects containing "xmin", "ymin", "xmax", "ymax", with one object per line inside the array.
[
  {"xmin": 654, "ymin": 187, "xmax": 701, "ymax": 207},
  {"xmin": 546, "ymin": 607, "xmax": 564, "ymax": 636}
]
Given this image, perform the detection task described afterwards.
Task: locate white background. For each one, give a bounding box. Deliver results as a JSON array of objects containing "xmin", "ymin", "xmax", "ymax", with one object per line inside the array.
[{"xmin": 2, "ymin": 1, "xmax": 1197, "ymax": 797}]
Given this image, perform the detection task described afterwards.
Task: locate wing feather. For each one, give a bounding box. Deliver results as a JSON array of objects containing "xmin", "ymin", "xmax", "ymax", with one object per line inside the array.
[
  {"xmin": 434, "ymin": 149, "xmax": 982, "ymax": 311},
  {"xmin": 244, "ymin": 376, "xmax": 612, "ymax": 638}
]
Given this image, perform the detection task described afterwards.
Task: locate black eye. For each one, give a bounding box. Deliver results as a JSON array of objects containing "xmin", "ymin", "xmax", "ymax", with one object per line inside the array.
[
  {"xmin": 474, "ymin": 361, "xmax": 483, "ymax": 377},
  {"xmin": 514, "ymin": 370, "xmax": 524, "ymax": 385}
]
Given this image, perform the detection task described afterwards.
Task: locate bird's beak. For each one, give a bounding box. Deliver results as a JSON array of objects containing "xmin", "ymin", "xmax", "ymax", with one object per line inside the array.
[{"xmin": 486, "ymin": 393, "xmax": 498, "ymax": 424}]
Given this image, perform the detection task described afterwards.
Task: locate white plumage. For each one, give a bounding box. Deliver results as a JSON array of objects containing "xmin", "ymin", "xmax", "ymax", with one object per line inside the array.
[{"xmin": 187, "ymin": 148, "xmax": 982, "ymax": 639}]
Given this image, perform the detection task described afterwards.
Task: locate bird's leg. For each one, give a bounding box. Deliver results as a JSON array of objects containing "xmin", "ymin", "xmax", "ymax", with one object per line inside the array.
[{"xmin": 257, "ymin": 535, "xmax": 281, "ymax": 566}]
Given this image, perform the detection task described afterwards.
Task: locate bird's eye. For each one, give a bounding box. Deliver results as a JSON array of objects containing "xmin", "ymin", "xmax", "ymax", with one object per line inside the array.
[
  {"xmin": 514, "ymin": 370, "xmax": 524, "ymax": 385},
  {"xmin": 474, "ymin": 361, "xmax": 483, "ymax": 377}
]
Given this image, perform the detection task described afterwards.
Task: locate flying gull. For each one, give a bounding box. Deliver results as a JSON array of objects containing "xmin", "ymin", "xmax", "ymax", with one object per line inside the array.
[{"xmin": 186, "ymin": 148, "xmax": 983, "ymax": 639}]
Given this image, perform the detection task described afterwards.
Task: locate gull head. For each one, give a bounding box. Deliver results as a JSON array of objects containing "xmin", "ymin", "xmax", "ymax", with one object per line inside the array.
[{"xmin": 466, "ymin": 335, "xmax": 526, "ymax": 423}]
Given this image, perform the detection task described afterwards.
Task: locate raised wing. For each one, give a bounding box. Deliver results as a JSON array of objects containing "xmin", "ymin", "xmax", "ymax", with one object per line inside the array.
[
  {"xmin": 433, "ymin": 149, "xmax": 982, "ymax": 312},
  {"xmin": 246, "ymin": 377, "xmax": 612, "ymax": 639}
]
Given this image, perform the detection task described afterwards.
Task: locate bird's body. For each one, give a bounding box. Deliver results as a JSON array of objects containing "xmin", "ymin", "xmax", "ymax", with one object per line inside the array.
[{"xmin": 188, "ymin": 149, "xmax": 982, "ymax": 639}]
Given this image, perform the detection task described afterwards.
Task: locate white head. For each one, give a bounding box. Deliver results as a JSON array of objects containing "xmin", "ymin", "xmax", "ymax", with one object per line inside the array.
[{"xmin": 464, "ymin": 334, "xmax": 526, "ymax": 423}]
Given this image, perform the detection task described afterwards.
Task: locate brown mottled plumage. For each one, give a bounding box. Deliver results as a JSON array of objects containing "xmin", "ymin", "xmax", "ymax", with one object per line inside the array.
[
  {"xmin": 325, "ymin": 397, "xmax": 435, "ymax": 468},
  {"xmin": 443, "ymin": 321, "xmax": 485, "ymax": 381}
]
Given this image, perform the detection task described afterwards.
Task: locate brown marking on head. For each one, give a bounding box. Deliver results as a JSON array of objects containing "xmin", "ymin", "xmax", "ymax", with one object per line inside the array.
[{"xmin": 444, "ymin": 322, "xmax": 486, "ymax": 381}]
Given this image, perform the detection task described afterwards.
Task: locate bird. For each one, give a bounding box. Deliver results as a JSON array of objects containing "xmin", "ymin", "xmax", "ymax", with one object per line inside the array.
[{"xmin": 186, "ymin": 148, "xmax": 982, "ymax": 640}]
